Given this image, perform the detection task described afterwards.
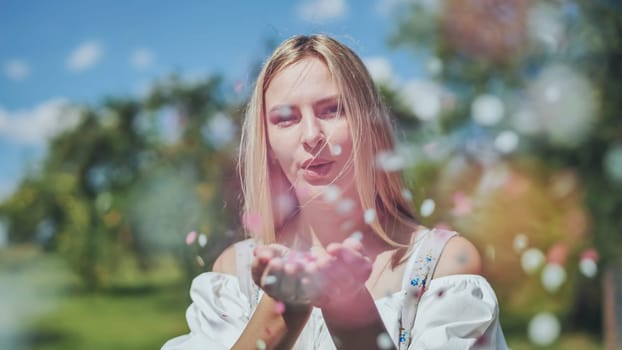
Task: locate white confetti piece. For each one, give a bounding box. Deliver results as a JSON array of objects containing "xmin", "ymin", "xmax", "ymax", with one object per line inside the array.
[
  {"xmin": 376, "ymin": 332, "xmax": 393, "ymax": 349},
  {"xmin": 198, "ymin": 234, "xmax": 208, "ymax": 247},
  {"xmin": 513, "ymin": 234, "xmax": 528, "ymax": 253},
  {"xmin": 541, "ymin": 263, "xmax": 566, "ymax": 293},
  {"xmin": 331, "ymin": 144, "xmax": 342, "ymax": 156},
  {"xmin": 472, "ymin": 94, "xmax": 504, "ymax": 126},
  {"xmin": 521, "ymin": 248, "xmax": 545, "ymax": 274},
  {"xmin": 528, "ymin": 312, "xmax": 560, "ymax": 346},
  {"xmin": 579, "ymin": 258, "xmax": 597, "ymax": 278},
  {"xmin": 364, "ymin": 208, "xmax": 376, "ymax": 224},
  {"xmin": 420, "ymin": 198, "xmax": 435, "ymax": 217}
]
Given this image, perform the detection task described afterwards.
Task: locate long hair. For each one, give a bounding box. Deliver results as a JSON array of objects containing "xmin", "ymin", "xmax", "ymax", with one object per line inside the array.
[{"xmin": 239, "ymin": 35, "xmax": 418, "ymax": 262}]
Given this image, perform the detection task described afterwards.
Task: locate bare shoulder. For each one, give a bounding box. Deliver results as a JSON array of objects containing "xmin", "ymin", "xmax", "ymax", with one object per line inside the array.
[
  {"xmin": 433, "ymin": 235, "xmax": 482, "ymax": 278},
  {"xmin": 211, "ymin": 243, "xmax": 238, "ymax": 275}
]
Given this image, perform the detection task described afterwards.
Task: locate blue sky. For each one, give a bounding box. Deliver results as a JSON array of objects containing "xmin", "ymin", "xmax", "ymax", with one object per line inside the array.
[{"xmin": 0, "ymin": 0, "xmax": 426, "ymax": 199}]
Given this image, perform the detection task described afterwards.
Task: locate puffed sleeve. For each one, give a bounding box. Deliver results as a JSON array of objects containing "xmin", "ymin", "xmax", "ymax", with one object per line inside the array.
[
  {"xmin": 161, "ymin": 272, "xmax": 252, "ymax": 350},
  {"xmin": 408, "ymin": 275, "xmax": 509, "ymax": 350}
]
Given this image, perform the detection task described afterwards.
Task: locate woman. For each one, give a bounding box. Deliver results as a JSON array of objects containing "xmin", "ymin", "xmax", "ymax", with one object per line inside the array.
[{"xmin": 162, "ymin": 34, "xmax": 508, "ymax": 350}]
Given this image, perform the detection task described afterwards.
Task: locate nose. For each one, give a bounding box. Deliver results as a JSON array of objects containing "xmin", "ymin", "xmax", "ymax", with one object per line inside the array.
[{"xmin": 301, "ymin": 114, "xmax": 324, "ymax": 150}]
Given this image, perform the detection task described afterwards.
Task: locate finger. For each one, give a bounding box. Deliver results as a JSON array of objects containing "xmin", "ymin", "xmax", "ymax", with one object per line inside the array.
[
  {"xmin": 261, "ymin": 257, "xmax": 284, "ymax": 293},
  {"xmin": 343, "ymin": 237, "xmax": 363, "ymax": 252},
  {"xmin": 252, "ymin": 256, "xmax": 268, "ymax": 286}
]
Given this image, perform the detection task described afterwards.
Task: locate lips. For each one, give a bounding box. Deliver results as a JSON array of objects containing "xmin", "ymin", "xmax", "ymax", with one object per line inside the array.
[{"xmin": 300, "ymin": 158, "xmax": 335, "ymax": 180}]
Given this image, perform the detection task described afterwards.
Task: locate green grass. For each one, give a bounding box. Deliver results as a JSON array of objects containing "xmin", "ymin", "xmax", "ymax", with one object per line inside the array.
[
  {"xmin": 0, "ymin": 245, "xmax": 604, "ymax": 350},
  {"xmin": 1, "ymin": 245, "xmax": 191, "ymax": 350}
]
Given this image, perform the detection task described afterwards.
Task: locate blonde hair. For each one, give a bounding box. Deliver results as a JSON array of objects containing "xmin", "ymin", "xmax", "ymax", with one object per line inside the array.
[{"xmin": 239, "ymin": 34, "xmax": 418, "ymax": 256}]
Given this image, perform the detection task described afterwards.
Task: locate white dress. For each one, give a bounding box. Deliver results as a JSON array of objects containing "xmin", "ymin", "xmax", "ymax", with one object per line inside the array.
[{"xmin": 162, "ymin": 232, "xmax": 509, "ymax": 350}]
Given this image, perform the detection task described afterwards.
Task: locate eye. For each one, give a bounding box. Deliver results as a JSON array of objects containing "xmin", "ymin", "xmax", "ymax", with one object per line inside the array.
[
  {"xmin": 318, "ymin": 104, "xmax": 344, "ymax": 119},
  {"xmin": 269, "ymin": 106, "xmax": 299, "ymax": 127}
]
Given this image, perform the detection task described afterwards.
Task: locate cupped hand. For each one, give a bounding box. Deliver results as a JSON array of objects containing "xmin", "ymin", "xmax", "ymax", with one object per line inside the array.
[
  {"xmin": 303, "ymin": 237, "xmax": 373, "ymax": 308},
  {"xmin": 252, "ymin": 244, "xmax": 314, "ymax": 305},
  {"xmin": 251, "ymin": 237, "xmax": 373, "ymax": 309}
]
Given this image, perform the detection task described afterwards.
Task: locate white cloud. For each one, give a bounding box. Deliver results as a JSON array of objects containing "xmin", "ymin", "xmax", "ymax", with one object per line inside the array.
[
  {"xmin": 3, "ymin": 59, "xmax": 30, "ymax": 81},
  {"xmin": 376, "ymin": 0, "xmax": 440, "ymax": 17},
  {"xmin": 0, "ymin": 99, "xmax": 82, "ymax": 146},
  {"xmin": 66, "ymin": 41, "xmax": 102, "ymax": 72},
  {"xmin": 297, "ymin": 0, "xmax": 347, "ymax": 22},
  {"xmin": 130, "ymin": 48, "xmax": 155, "ymax": 70},
  {"xmin": 363, "ymin": 57, "xmax": 394, "ymax": 85}
]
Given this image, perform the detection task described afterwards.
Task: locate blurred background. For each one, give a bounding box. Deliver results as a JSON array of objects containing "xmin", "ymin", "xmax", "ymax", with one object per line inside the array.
[{"xmin": 1, "ymin": 0, "xmax": 621, "ymax": 349}]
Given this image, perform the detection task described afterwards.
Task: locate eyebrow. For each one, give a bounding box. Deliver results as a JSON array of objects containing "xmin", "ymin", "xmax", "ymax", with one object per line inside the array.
[{"xmin": 267, "ymin": 95, "xmax": 342, "ymax": 113}]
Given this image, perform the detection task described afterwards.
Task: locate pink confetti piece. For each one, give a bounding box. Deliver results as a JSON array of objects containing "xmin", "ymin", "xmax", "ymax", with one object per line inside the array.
[
  {"xmin": 234, "ymin": 80, "xmax": 244, "ymax": 93},
  {"xmin": 547, "ymin": 242, "xmax": 569, "ymax": 265},
  {"xmin": 185, "ymin": 231, "xmax": 197, "ymax": 245},
  {"xmin": 423, "ymin": 142, "xmax": 437, "ymax": 154},
  {"xmin": 274, "ymin": 301, "xmax": 285, "ymax": 314},
  {"xmin": 451, "ymin": 191, "xmax": 472, "ymax": 216},
  {"xmin": 243, "ymin": 212, "xmax": 263, "ymax": 234},
  {"xmin": 581, "ymin": 248, "xmax": 599, "ymax": 262},
  {"xmin": 474, "ymin": 335, "xmax": 489, "ymax": 346}
]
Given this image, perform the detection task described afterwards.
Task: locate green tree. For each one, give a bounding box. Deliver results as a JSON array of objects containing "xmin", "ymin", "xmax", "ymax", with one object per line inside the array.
[
  {"xmin": 387, "ymin": 0, "xmax": 621, "ymax": 347},
  {"xmin": 0, "ymin": 75, "xmax": 244, "ymax": 290}
]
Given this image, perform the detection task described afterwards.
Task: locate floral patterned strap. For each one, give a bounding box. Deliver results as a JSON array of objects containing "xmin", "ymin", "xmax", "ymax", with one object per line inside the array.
[{"xmin": 398, "ymin": 228, "xmax": 458, "ymax": 349}]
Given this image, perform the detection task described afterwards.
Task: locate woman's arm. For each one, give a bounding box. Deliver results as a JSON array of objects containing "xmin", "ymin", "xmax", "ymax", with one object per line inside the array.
[
  {"xmin": 321, "ymin": 287, "xmax": 395, "ymax": 350},
  {"xmin": 214, "ymin": 244, "xmax": 312, "ymax": 350},
  {"xmin": 231, "ymin": 294, "xmax": 311, "ymax": 350}
]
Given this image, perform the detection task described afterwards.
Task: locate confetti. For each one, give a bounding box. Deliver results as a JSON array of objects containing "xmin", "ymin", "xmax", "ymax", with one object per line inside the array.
[
  {"xmin": 451, "ymin": 192, "xmax": 472, "ymax": 216},
  {"xmin": 528, "ymin": 312, "xmax": 560, "ymax": 346},
  {"xmin": 331, "ymin": 144, "xmax": 342, "ymax": 156},
  {"xmin": 581, "ymin": 248, "xmax": 599, "ymax": 262},
  {"xmin": 337, "ymin": 198, "xmax": 355, "ymax": 215},
  {"xmin": 471, "ymin": 94, "xmax": 504, "ymax": 126},
  {"xmin": 401, "ymin": 80, "xmax": 443, "ymax": 121},
  {"xmin": 486, "ymin": 245, "xmax": 496, "ymax": 262},
  {"xmin": 375, "ymin": 150, "xmax": 406, "ymax": 172},
  {"xmin": 401, "ymin": 188, "xmax": 413, "ymax": 201},
  {"xmin": 604, "ymin": 144, "xmax": 622, "ymax": 183},
  {"xmin": 579, "ymin": 258, "xmax": 597, "ymax": 278},
  {"xmin": 256, "ymin": 339, "xmax": 267, "ymax": 350},
  {"xmin": 376, "ymin": 332, "xmax": 393, "ymax": 349},
  {"xmin": 274, "ymin": 301, "xmax": 285, "ymax": 314},
  {"xmin": 474, "ymin": 335, "xmax": 489, "ymax": 346},
  {"xmin": 243, "ymin": 212, "xmax": 263, "ymax": 234},
  {"xmin": 364, "ymin": 208, "xmax": 376, "ymax": 224},
  {"xmin": 323, "ymin": 185, "xmax": 341, "ymax": 203},
  {"xmin": 195, "ymin": 255, "xmax": 205, "ymax": 267},
  {"xmin": 521, "ymin": 248, "xmax": 545, "ymax": 275},
  {"xmin": 541, "ymin": 263, "xmax": 566, "ymax": 293},
  {"xmin": 546, "ymin": 243, "xmax": 568, "ymax": 265},
  {"xmin": 340, "ymin": 220, "xmax": 355, "ymax": 232},
  {"xmin": 494, "ymin": 130, "xmax": 519, "ymax": 154},
  {"xmin": 263, "ymin": 275, "xmax": 278, "ymax": 286},
  {"xmin": 426, "ymin": 56, "xmax": 443, "ymax": 76},
  {"xmin": 420, "ymin": 198, "xmax": 435, "ymax": 217},
  {"xmin": 202, "ymin": 112, "xmax": 236, "ymax": 149},
  {"xmin": 185, "ymin": 231, "xmax": 197, "ymax": 245},
  {"xmin": 198, "ymin": 233, "xmax": 208, "ymax": 247},
  {"xmin": 349, "ymin": 231, "xmax": 363, "ymax": 242},
  {"xmin": 234, "ymin": 80, "xmax": 244, "ymax": 93},
  {"xmin": 512, "ymin": 234, "xmax": 528, "ymax": 253}
]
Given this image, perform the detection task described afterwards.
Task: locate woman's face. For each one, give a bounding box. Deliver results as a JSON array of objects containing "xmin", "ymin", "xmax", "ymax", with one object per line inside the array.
[{"xmin": 265, "ymin": 57, "xmax": 355, "ymax": 203}]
